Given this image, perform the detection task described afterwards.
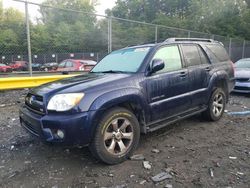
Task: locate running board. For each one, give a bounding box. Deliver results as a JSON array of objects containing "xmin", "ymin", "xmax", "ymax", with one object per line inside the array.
[{"xmin": 147, "ymin": 106, "xmax": 207, "ymax": 132}]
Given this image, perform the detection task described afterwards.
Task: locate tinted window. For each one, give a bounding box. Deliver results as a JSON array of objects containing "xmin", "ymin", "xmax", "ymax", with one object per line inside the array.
[
  {"xmin": 152, "ymin": 45, "xmax": 182, "ymax": 73},
  {"xmin": 181, "ymin": 45, "xmax": 201, "ymax": 66},
  {"xmin": 205, "ymin": 44, "xmax": 229, "ymax": 62}
]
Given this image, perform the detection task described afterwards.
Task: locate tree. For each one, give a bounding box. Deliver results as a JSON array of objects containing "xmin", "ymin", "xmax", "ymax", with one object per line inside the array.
[
  {"xmin": 0, "ymin": 6, "xmax": 26, "ymax": 55},
  {"xmin": 33, "ymin": 0, "xmax": 101, "ymax": 53},
  {"xmin": 107, "ymin": 0, "xmax": 250, "ymax": 40}
]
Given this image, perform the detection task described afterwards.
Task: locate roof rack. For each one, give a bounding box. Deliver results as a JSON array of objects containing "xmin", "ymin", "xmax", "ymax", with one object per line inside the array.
[{"xmin": 165, "ymin": 38, "xmax": 215, "ymax": 43}]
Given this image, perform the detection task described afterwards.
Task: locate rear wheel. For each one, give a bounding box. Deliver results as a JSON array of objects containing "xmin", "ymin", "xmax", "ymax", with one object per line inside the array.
[
  {"xmin": 89, "ymin": 107, "xmax": 140, "ymax": 164},
  {"xmin": 202, "ymin": 88, "xmax": 226, "ymax": 121}
]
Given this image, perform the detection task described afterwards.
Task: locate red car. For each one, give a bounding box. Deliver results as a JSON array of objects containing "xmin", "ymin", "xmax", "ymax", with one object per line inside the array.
[
  {"xmin": 0, "ymin": 64, "xmax": 12, "ymax": 73},
  {"xmin": 9, "ymin": 61, "xmax": 28, "ymax": 71},
  {"xmin": 56, "ymin": 59, "xmax": 97, "ymax": 72}
]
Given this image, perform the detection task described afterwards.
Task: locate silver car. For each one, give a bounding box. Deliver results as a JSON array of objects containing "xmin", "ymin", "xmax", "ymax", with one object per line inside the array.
[{"xmin": 234, "ymin": 58, "xmax": 250, "ymax": 93}]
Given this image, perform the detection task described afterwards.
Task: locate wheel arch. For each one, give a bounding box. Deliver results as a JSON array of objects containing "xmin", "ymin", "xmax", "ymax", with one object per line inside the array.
[
  {"xmin": 209, "ymin": 71, "xmax": 230, "ymax": 102},
  {"xmin": 88, "ymin": 88, "xmax": 149, "ymax": 138}
]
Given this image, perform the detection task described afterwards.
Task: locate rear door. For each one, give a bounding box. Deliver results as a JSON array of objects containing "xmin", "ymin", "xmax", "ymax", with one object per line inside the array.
[
  {"xmin": 180, "ymin": 44, "xmax": 212, "ymax": 107},
  {"xmin": 146, "ymin": 45, "xmax": 191, "ymax": 121}
]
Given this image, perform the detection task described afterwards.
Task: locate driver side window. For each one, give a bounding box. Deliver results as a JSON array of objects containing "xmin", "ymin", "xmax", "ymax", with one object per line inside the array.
[{"xmin": 153, "ymin": 45, "xmax": 182, "ymax": 73}]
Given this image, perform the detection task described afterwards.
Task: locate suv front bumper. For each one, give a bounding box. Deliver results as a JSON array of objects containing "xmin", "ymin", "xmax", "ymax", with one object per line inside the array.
[{"xmin": 19, "ymin": 105, "xmax": 94, "ymax": 145}]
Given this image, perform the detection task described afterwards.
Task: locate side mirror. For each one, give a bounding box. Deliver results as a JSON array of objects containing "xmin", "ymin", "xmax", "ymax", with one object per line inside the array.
[{"xmin": 150, "ymin": 59, "xmax": 165, "ymax": 74}]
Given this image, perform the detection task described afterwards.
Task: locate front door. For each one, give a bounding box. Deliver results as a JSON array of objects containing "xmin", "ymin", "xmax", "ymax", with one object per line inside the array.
[{"xmin": 146, "ymin": 45, "xmax": 191, "ymax": 122}]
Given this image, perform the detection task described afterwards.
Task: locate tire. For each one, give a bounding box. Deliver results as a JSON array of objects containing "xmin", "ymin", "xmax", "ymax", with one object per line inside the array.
[
  {"xmin": 89, "ymin": 107, "xmax": 140, "ymax": 164},
  {"xmin": 202, "ymin": 88, "xmax": 226, "ymax": 121}
]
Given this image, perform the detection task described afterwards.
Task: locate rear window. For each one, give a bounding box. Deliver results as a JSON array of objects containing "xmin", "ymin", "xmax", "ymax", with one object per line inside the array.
[{"xmin": 205, "ymin": 44, "xmax": 229, "ymax": 62}]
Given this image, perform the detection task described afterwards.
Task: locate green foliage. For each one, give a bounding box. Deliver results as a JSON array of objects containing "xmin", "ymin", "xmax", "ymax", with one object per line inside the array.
[
  {"xmin": 0, "ymin": 0, "xmax": 250, "ymax": 57},
  {"xmin": 108, "ymin": 0, "xmax": 250, "ymax": 40},
  {"xmin": 0, "ymin": 6, "xmax": 26, "ymax": 55}
]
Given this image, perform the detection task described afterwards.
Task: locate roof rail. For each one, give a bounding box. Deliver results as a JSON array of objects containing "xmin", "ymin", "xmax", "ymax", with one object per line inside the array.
[{"xmin": 165, "ymin": 38, "xmax": 215, "ymax": 43}]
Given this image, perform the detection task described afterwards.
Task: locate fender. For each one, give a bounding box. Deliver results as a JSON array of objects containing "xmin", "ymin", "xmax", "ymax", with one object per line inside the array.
[
  {"xmin": 206, "ymin": 70, "xmax": 230, "ymax": 102},
  {"xmin": 86, "ymin": 88, "xmax": 149, "ymax": 138},
  {"xmin": 89, "ymin": 87, "xmax": 148, "ymax": 111}
]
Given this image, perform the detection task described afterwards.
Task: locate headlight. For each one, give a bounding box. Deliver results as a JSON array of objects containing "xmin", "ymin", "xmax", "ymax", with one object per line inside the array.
[{"xmin": 47, "ymin": 93, "xmax": 84, "ymax": 111}]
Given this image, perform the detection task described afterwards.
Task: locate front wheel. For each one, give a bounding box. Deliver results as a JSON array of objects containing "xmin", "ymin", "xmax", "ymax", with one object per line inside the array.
[
  {"xmin": 89, "ymin": 107, "xmax": 140, "ymax": 164},
  {"xmin": 202, "ymin": 88, "xmax": 226, "ymax": 121}
]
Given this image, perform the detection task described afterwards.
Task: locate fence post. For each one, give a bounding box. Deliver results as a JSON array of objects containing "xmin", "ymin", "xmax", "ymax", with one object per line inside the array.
[
  {"xmin": 228, "ymin": 38, "xmax": 232, "ymax": 59},
  {"xmin": 155, "ymin": 26, "xmax": 158, "ymax": 43},
  {"xmin": 25, "ymin": 1, "xmax": 32, "ymax": 76},
  {"xmin": 188, "ymin": 31, "xmax": 191, "ymax": 38},
  {"xmin": 108, "ymin": 17, "xmax": 112, "ymax": 53},
  {"xmin": 242, "ymin": 40, "xmax": 246, "ymax": 59},
  {"xmin": 97, "ymin": 53, "xmax": 99, "ymax": 62}
]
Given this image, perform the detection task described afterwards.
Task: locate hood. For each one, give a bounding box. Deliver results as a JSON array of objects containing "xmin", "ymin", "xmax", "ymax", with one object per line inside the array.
[
  {"xmin": 30, "ymin": 73, "xmax": 131, "ymax": 96},
  {"xmin": 235, "ymin": 68, "xmax": 250, "ymax": 78}
]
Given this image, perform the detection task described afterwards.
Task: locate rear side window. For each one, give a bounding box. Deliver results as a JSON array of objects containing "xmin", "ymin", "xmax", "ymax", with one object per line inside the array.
[
  {"xmin": 181, "ymin": 45, "xmax": 201, "ymax": 66},
  {"xmin": 205, "ymin": 44, "xmax": 229, "ymax": 62}
]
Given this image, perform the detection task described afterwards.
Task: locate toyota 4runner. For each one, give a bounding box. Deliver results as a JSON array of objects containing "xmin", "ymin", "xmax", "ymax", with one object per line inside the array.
[{"xmin": 19, "ymin": 38, "xmax": 235, "ymax": 164}]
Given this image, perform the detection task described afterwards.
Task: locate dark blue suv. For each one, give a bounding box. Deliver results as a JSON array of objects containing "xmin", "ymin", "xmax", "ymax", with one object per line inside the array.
[{"xmin": 19, "ymin": 38, "xmax": 235, "ymax": 164}]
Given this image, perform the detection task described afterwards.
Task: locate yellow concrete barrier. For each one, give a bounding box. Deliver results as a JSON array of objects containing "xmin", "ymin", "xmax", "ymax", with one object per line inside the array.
[{"xmin": 0, "ymin": 74, "xmax": 78, "ymax": 90}]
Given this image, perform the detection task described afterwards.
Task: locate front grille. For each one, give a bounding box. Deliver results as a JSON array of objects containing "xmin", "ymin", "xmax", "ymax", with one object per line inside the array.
[
  {"xmin": 235, "ymin": 86, "xmax": 250, "ymax": 91},
  {"xmin": 236, "ymin": 78, "xmax": 250, "ymax": 82},
  {"xmin": 25, "ymin": 93, "xmax": 45, "ymax": 115}
]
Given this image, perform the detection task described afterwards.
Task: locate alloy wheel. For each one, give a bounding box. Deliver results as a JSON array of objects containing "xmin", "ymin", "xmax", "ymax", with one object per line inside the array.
[
  {"xmin": 212, "ymin": 93, "xmax": 224, "ymax": 117},
  {"xmin": 103, "ymin": 118, "xmax": 134, "ymax": 156}
]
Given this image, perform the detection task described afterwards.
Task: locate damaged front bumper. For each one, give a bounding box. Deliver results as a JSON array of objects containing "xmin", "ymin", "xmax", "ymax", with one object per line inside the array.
[{"xmin": 19, "ymin": 105, "xmax": 93, "ymax": 146}]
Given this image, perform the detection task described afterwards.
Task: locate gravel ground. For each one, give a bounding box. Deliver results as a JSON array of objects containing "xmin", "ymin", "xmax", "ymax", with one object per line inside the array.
[{"xmin": 0, "ymin": 90, "xmax": 249, "ymax": 188}]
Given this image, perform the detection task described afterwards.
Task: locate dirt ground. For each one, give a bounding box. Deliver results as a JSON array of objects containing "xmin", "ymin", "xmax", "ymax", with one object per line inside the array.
[{"xmin": 0, "ymin": 90, "xmax": 249, "ymax": 188}]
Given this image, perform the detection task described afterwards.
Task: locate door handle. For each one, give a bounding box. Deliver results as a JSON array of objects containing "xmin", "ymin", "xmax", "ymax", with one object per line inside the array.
[
  {"xmin": 179, "ymin": 72, "xmax": 187, "ymax": 78},
  {"xmin": 205, "ymin": 67, "xmax": 211, "ymax": 71}
]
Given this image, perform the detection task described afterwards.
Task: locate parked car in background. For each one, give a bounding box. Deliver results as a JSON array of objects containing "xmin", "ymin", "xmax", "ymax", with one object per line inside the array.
[
  {"xmin": 20, "ymin": 38, "xmax": 234, "ymax": 164},
  {"xmin": 0, "ymin": 63, "xmax": 12, "ymax": 73},
  {"xmin": 40, "ymin": 62, "xmax": 58, "ymax": 72},
  {"xmin": 9, "ymin": 61, "xmax": 28, "ymax": 71},
  {"xmin": 56, "ymin": 59, "xmax": 97, "ymax": 72},
  {"xmin": 32, "ymin": 63, "xmax": 42, "ymax": 71},
  {"xmin": 80, "ymin": 60, "xmax": 97, "ymax": 72},
  {"xmin": 233, "ymin": 58, "xmax": 250, "ymax": 93}
]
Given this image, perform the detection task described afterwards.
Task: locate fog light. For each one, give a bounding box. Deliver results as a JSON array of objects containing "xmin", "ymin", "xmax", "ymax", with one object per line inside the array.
[{"xmin": 57, "ymin": 130, "xmax": 65, "ymax": 139}]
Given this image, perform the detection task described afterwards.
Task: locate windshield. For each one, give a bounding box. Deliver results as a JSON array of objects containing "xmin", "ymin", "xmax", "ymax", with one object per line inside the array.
[
  {"xmin": 91, "ymin": 47, "xmax": 151, "ymax": 73},
  {"xmin": 58, "ymin": 62, "xmax": 66, "ymax": 68},
  {"xmin": 235, "ymin": 59, "xmax": 250, "ymax": 69},
  {"xmin": 0, "ymin": 64, "xmax": 6, "ymax": 66}
]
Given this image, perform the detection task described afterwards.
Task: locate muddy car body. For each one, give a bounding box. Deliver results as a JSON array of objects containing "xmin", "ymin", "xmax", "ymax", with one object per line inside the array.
[{"xmin": 19, "ymin": 38, "xmax": 235, "ymax": 164}]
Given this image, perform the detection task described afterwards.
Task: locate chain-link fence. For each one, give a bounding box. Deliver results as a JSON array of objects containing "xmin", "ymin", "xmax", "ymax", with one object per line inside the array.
[{"xmin": 0, "ymin": 0, "xmax": 250, "ymax": 76}]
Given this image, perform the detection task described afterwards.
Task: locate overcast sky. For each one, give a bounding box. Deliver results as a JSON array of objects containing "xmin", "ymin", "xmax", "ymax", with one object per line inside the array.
[{"xmin": 2, "ymin": 0, "xmax": 116, "ymax": 18}]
